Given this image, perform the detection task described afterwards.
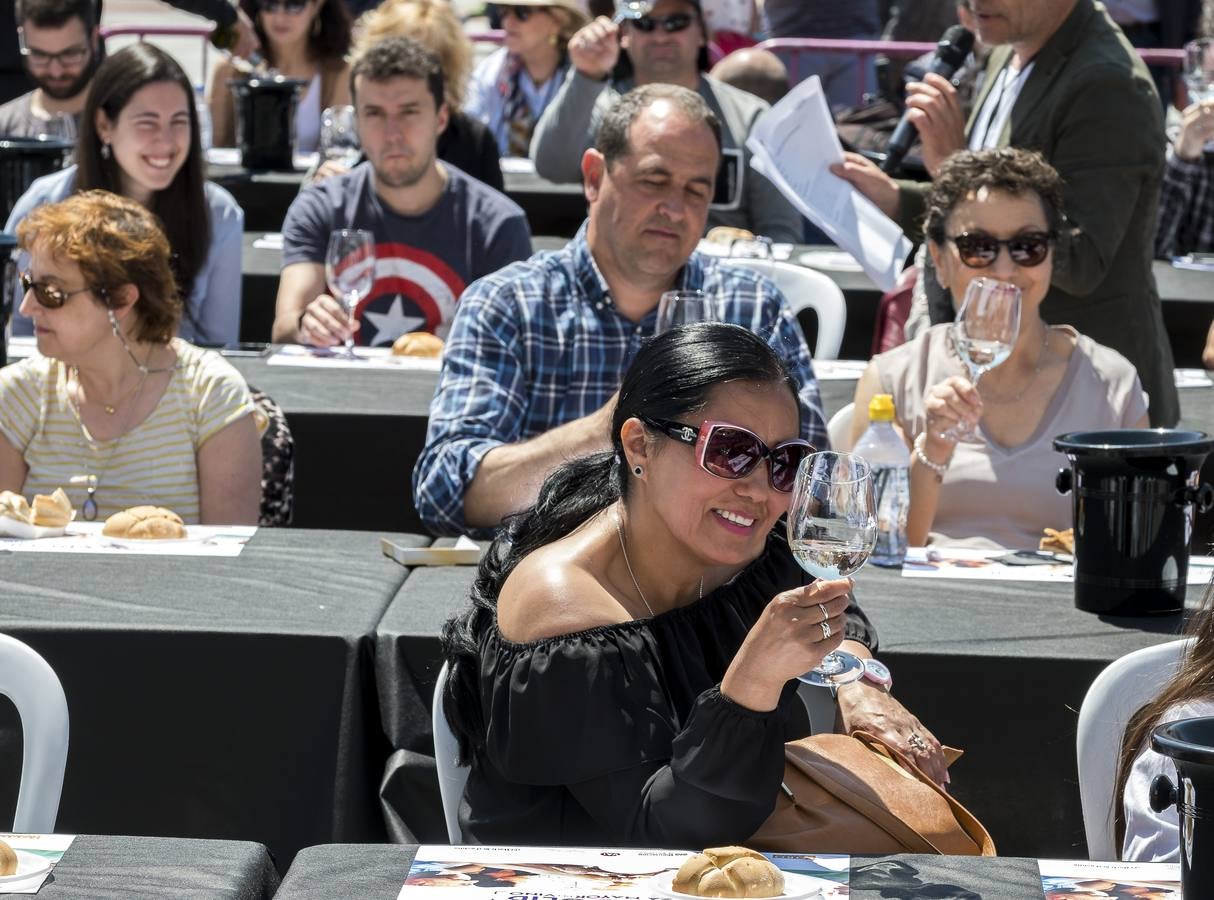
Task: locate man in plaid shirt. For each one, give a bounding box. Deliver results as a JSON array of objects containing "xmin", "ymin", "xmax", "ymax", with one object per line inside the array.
[{"xmin": 412, "ymin": 84, "xmax": 827, "ymax": 536}]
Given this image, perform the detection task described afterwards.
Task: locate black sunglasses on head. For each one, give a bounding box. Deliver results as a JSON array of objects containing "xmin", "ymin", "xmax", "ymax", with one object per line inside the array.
[
  {"xmin": 630, "ymin": 12, "xmax": 695, "ymax": 33},
  {"xmin": 945, "ymin": 230, "xmax": 1055, "ymax": 268}
]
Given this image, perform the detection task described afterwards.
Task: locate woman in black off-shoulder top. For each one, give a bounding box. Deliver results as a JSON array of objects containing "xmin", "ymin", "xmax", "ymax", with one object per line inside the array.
[{"xmin": 441, "ymin": 323, "xmax": 946, "ymax": 847}]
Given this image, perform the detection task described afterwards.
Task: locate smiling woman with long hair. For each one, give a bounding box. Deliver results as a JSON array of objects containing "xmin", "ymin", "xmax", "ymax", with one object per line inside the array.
[
  {"xmin": 5, "ymin": 42, "xmax": 243, "ymax": 347},
  {"xmin": 209, "ymin": 0, "xmax": 352, "ymax": 152}
]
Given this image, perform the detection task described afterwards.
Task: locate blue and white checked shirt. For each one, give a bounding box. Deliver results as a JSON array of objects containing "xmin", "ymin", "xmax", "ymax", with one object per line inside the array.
[{"xmin": 412, "ymin": 227, "xmax": 828, "ymax": 535}]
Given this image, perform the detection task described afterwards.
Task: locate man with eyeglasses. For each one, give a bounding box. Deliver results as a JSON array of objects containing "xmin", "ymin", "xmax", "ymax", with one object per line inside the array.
[
  {"xmin": 0, "ymin": 0, "xmax": 100, "ymax": 138},
  {"xmin": 529, "ymin": 0, "xmax": 802, "ymax": 243},
  {"xmin": 414, "ymin": 84, "xmax": 826, "ymax": 538},
  {"xmin": 833, "ymin": 0, "xmax": 1180, "ymax": 428}
]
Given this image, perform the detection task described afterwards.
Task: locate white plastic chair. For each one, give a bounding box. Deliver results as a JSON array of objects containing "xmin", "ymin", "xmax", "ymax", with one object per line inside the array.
[
  {"xmin": 827, "ymin": 402, "xmax": 855, "ymax": 451},
  {"xmin": 728, "ymin": 259, "xmax": 847, "ymax": 360},
  {"xmin": 432, "ymin": 661, "xmax": 470, "ymax": 843},
  {"xmin": 0, "ymin": 633, "xmax": 69, "ymax": 832},
  {"xmin": 1076, "ymin": 639, "xmax": 1189, "ymax": 860}
]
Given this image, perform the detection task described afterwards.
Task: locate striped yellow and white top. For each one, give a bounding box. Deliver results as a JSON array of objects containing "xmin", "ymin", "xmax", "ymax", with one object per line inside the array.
[{"xmin": 0, "ymin": 339, "xmax": 257, "ymax": 524}]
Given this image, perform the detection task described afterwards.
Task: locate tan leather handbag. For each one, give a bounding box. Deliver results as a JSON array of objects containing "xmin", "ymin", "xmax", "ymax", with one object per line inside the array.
[{"xmin": 749, "ymin": 731, "xmax": 996, "ymax": 856}]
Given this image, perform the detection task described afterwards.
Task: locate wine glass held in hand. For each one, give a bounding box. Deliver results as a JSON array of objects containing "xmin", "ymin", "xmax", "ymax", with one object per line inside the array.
[
  {"xmin": 786, "ymin": 451, "xmax": 877, "ymax": 687},
  {"xmin": 654, "ymin": 290, "xmax": 719, "ymax": 334},
  {"xmin": 1185, "ymin": 38, "xmax": 1214, "ymax": 105},
  {"xmin": 945, "ymin": 277, "xmax": 1021, "ymax": 442},
  {"xmin": 324, "ymin": 229, "xmax": 376, "ymax": 358}
]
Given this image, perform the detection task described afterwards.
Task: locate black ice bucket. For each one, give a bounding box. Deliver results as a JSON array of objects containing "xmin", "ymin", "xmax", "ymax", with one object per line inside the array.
[
  {"xmin": 0, "ymin": 231, "xmax": 15, "ymax": 368},
  {"xmin": 0, "ymin": 136, "xmax": 73, "ymax": 222},
  {"xmin": 1150, "ymin": 717, "xmax": 1214, "ymax": 897},
  {"xmin": 230, "ymin": 75, "xmax": 306, "ymax": 171},
  {"xmin": 1055, "ymin": 429, "xmax": 1214, "ymax": 616}
]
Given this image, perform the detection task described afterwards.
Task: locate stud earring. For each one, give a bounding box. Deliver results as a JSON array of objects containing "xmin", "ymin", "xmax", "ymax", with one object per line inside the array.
[{"xmin": 632, "ymin": 465, "xmax": 643, "ymax": 476}]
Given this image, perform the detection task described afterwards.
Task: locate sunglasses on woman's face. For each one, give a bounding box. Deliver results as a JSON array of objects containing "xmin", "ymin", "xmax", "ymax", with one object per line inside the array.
[
  {"xmin": 494, "ymin": 4, "xmax": 544, "ymax": 22},
  {"xmin": 20, "ymin": 271, "xmax": 97, "ymax": 309},
  {"xmin": 642, "ymin": 416, "xmax": 813, "ymax": 493},
  {"xmin": 631, "ymin": 12, "xmax": 695, "ymax": 33},
  {"xmin": 945, "ymin": 230, "xmax": 1054, "ymax": 268},
  {"xmin": 257, "ymin": 0, "xmax": 309, "ymax": 14}
]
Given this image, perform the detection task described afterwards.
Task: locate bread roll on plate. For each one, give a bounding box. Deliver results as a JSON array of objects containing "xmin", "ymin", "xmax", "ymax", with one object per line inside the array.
[
  {"xmin": 391, "ymin": 331, "xmax": 444, "ymax": 358},
  {"xmin": 0, "ymin": 491, "xmax": 32, "ymax": 525},
  {"xmin": 0, "ymin": 838, "xmax": 16, "ymax": 876},
  {"xmin": 103, "ymin": 506, "xmax": 187, "ymax": 540},
  {"xmin": 672, "ymin": 847, "xmax": 784, "ymax": 898},
  {"xmin": 32, "ymin": 487, "xmax": 73, "ymax": 527}
]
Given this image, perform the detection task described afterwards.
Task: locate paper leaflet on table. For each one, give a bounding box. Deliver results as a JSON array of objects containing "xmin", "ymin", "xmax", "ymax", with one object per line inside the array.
[
  {"xmin": 0, "ymin": 833, "xmax": 75, "ymax": 894},
  {"xmin": 0, "ymin": 523, "xmax": 256, "ymax": 557},
  {"xmin": 1038, "ymin": 858, "xmax": 1179, "ymax": 898},
  {"xmin": 902, "ymin": 547, "xmax": 1214, "ymax": 584},
  {"xmin": 745, "ymin": 75, "xmax": 911, "ymax": 293},
  {"xmin": 397, "ymin": 845, "xmax": 849, "ymax": 900}
]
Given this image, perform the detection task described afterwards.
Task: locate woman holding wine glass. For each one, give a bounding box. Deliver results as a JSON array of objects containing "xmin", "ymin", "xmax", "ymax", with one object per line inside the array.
[
  {"xmin": 849, "ymin": 148, "xmax": 1149, "ymax": 549},
  {"xmin": 439, "ymin": 322, "xmax": 946, "ymax": 847}
]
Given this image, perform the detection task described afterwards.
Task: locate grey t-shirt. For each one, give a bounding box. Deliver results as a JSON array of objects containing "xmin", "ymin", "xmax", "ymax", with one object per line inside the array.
[
  {"xmin": 762, "ymin": 0, "xmax": 881, "ymax": 38},
  {"xmin": 282, "ymin": 160, "xmax": 533, "ymax": 346},
  {"xmin": 0, "ymin": 92, "xmax": 80, "ymax": 138}
]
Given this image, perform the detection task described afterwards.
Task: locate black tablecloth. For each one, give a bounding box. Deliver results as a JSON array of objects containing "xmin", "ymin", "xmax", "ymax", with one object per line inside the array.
[
  {"xmin": 2, "ymin": 835, "xmax": 279, "ymax": 899},
  {"xmin": 0, "ymin": 528, "xmax": 428, "ymax": 870},
  {"xmin": 273, "ymin": 844, "xmax": 1058, "ymax": 900},
  {"xmin": 226, "ymin": 355, "xmax": 436, "ymax": 532}
]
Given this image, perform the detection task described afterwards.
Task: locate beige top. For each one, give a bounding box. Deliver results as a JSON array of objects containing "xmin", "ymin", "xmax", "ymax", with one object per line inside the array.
[
  {"xmin": 876, "ymin": 323, "xmax": 1149, "ymax": 549},
  {"xmin": 0, "ymin": 339, "xmax": 256, "ymax": 524}
]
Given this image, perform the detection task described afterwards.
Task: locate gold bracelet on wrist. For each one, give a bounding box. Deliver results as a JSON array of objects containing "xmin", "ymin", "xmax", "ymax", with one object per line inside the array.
[{"xmin": 913, "ymin": 431, "xmax": 950, "ymax": 482}]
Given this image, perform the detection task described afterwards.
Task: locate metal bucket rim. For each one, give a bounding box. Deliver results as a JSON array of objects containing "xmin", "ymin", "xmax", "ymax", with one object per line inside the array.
[
  {"xmin": 1054, "ymin": 428, "xmax": 1214, "ymax": 457},
  {"xmin": 1150, "ymin": 716, "xmax": 1214, "ymax": 765}
]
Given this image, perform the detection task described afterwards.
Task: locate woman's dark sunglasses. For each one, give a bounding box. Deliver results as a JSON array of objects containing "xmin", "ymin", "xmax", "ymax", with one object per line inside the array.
[
  {"xmin": 641, "ymin": 416, "xmax": 813, "ymax": 493},
  {"xmin": 257, "ymin": 0, "xmax": 309, "ymax": 13},
  {"xmin": 493, "ymin": 4, "xmax": 544, "ymax": 22},
  {"xmin": 631, "ymin": 12, "xmax": 695, "ymax": 33},
  {"xmin": 946, "ymin": 230, "xmax": 1054, "ymax": 268},
  {"xmin": 20, "ymin": 271, "xmax": 98, "ymax": 309}
]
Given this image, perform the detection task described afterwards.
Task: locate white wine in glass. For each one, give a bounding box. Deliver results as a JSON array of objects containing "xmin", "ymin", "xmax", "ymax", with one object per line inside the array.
[
  {"xmin": 786, "ymin": 451, "xmax": 877, "ymax": 687},
  {"xmin": 324, "ymin": 229, "xmax": 376, "ymax": 358},
  {"xmin": 946, "ymin": 277, "xmax": 1021, "ymax": 442}
]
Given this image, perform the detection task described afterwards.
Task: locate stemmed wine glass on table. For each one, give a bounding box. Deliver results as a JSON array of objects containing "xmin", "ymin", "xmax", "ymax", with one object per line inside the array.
[
  {"xmin": 654, "ymin": 290, "xmax": 719, "ymax": 334},
  {"xmin": 786, "ymin": 451, "xmax": 877, "ymax": 687},
  {"xmin": 946, "ymin": 277, "xmax": 1022, "ymax": 442},
  {"xmin": 324, "ymin": 229, "xmax": 375, "ymax": 358}
]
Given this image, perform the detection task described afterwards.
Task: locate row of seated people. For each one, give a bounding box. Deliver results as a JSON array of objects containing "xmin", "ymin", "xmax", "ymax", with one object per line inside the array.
[{"xmin": 0, "ymin": 24, "xmax": 1202, "ymax": 867}]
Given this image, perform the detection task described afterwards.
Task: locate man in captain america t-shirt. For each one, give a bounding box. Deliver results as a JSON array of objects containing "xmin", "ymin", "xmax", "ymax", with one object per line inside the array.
[{"xmin": 273, "ymin": 37, "xmax": 531, "ymax": 348}]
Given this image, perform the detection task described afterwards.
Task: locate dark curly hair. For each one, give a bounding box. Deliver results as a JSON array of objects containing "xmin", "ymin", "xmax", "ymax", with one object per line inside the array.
[
  {"xmin": 350, "ymin": 35, "xmax": 445, "ymax": 111},
  {"xmin": 240, "ymin": 0, "xmax": 351, "ymax": 66},
  {"xmin": 923, "ymin": 147, "xmax": 1065, "ymax": 245}
]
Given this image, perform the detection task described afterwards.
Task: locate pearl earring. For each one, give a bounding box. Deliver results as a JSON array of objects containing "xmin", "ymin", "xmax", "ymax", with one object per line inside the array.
[{"xmin": 632, "ymin": 465, "xmax": 643, "ymax": 476}]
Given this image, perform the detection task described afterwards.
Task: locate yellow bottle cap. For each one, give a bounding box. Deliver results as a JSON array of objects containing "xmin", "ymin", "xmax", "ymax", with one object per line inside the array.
[{"xmin": 868, "ymin": 394, "xmax": 896, "ymax": 422}]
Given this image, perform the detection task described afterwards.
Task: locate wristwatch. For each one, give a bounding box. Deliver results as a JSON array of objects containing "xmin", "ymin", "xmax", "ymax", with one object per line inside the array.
[{"xmin": 861, "ymin": 658, "xmax": 893, "ymax": 691}]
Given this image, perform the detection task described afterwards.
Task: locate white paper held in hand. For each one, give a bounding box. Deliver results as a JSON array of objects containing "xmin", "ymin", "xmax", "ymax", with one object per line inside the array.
[{"xmin": 745, "ymin": 75, "xmax": 912, "ymax": 293}]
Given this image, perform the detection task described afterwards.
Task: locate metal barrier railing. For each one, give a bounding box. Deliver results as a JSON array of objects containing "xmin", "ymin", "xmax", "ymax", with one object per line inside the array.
[
  {"xmin": 99, "ymin": 24, "xmax": 216, "ymax": 88},
  {"xmin": 757, "ymin": 37, "xmax": 1185, "ymax": 107}
]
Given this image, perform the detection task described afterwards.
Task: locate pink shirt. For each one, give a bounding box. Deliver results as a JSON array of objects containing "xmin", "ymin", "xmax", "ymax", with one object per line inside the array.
[{"xmin": 876, "ymin": 324, "xmax": 1148, "ymax": 549}]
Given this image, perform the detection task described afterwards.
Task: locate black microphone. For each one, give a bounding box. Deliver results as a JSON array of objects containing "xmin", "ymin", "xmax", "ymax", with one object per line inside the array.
[{"xmin": 880, "ymin": 25, "xmax": 975, "ymax": 175}]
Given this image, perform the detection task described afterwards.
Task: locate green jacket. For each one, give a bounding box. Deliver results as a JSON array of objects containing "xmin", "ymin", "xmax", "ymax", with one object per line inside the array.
[{"xmin": 899, "ymin": 0, "xmax": 1178, "ymax": 426}]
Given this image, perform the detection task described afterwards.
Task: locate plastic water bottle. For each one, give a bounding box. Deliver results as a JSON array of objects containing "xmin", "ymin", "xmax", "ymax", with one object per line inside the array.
[
  {"xmin": 194, "ymin": 86, "xmax": 213, "ymax": 153},
  {"xmin": 853, "ymin": 394, "xmax": 910, "ymax": 567}
]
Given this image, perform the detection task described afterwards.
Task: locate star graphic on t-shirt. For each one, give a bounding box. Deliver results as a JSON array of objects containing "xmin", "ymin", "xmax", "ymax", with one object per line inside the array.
[{"xmin": 362, "ymin": 295, "xmax": 427, "ymax": 347}]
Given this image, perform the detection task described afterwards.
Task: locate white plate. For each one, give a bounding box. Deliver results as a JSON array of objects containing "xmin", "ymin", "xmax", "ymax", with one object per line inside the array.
[
  {"xmin": 0, "ymin": 849, "xmax": 54, "ymax": 883},
  {"xmin": 799, "ymin": 249, "xmax": 863, "ymax": 273},
  {"xmin": 97, "ymin": 533, "xmax": 194, "ymax": 548},
  {"xmin": 0, "ymin": 515, "xmax": 67, "ymax": 539},
  {"xmin": 647, "ymin": 870, "xmax": 825, "ymax": 900},
  {"xmin": 381, "ymin": 537, "xmax": 483, "ymax": 567}
]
